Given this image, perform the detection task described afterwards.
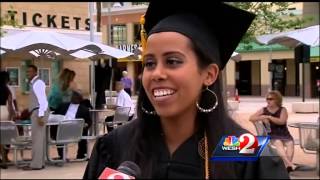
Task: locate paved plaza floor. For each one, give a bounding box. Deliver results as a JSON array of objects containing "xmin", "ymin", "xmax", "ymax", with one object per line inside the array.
[{"xmin": 1, "ymin": 96, "xmax": 319, "ymax": 179}]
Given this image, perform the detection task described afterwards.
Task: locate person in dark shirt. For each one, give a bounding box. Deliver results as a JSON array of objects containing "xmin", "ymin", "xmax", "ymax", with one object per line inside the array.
[
  {"xmin": 51, "ymin": 91, "xmax": 92, "ymax": 159},
  {"xmin": 83, "ymin": 2, "xmax": 289, "ymax": 179},
  {"xmin": 0, "ymin": 71, "xmax": 15, "ymax": 169},
  {"xmin": 250, "ymin": 90, "xmax": 295, "ymax": 172}
]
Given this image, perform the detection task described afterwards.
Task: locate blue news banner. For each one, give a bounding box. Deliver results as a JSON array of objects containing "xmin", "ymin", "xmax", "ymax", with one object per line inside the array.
[{"xmin": 211, "ymin": 133, "xmax": 270, "ymax": 162}]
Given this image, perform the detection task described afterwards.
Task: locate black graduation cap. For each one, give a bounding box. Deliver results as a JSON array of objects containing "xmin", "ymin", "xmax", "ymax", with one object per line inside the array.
[{"xmin": 142, "ymin": 2, "xmax": 256, "ymax": 70}]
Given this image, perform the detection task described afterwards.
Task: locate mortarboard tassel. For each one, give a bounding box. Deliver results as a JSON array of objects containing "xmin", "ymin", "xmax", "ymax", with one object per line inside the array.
[{"xmin": 140, "ymin": 15, "xmax": 147, "ymax": 62}]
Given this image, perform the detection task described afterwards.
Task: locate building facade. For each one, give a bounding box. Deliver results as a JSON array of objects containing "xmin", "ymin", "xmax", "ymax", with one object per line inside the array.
[
  {"xmin": 227, "ymin": 2, "xmax": 319, "ymax": 98},
  {"xmin": 96, "ymin": 2, "xmax": 147, "ymax": 94},
  {"xmin": 98, "ymin": 2, "xmax": 319, "ymax": 98},
  {"xmin": 0, "ymin": 2, "xmax": 97, "ymax": 109},
  {"xmin": 1, "ymin": 2, "xmax": 319, "ymax": 112}
]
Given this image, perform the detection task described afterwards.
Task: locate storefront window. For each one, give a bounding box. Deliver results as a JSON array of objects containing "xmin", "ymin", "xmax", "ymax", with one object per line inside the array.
[
  {"xmin": 21, "ymin": 60, "xmax": 32, "ymax": 93},
  {"xmin": 51, "ymin": 60, "xmax": 61, "ymax": 84},
  {"xmin": 111, "ymin": 25, "xmax": 127, "ymax": 46},
  {"xmin": 6, "ymin": 67, "xmax": 19, "ymax": 86}
]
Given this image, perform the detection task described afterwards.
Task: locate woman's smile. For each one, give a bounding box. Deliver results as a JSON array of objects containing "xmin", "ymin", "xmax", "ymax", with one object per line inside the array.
[
  {"xmin": 142, "ymin": 32, "xmax": 206, "ymax": 117},
  {"xmin": 151, "ymin": 87, "xmax": 177, "ymax": 103}
]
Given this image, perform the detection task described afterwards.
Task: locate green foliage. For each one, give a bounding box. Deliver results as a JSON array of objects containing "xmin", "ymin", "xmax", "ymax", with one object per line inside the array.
[
  {"xmin": 0, "ymin": 5, "xmax": 23, "ymax": 37},
  {"xmin": 227, "ymin": 2, "xmax": 313, "ymax": 49}
]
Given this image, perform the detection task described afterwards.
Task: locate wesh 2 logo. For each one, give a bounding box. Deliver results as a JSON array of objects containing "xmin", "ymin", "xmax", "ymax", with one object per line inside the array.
[
  {"xmin": 222, "ymin": 133, "xmax": 258, "ymax": 154},
  {"xmin": 211, "ymin": 133, "xmax": 269, "ymax": 161}
]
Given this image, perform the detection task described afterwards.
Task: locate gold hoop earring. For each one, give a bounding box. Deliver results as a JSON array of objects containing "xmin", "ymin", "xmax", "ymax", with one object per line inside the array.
[
  {"xmin": 141, "ymin": 106, "xmax": 157, "ymax": 115},
  {"xmin": 196, "ymin": 86, "xmax": 218, "ymax": 113}
]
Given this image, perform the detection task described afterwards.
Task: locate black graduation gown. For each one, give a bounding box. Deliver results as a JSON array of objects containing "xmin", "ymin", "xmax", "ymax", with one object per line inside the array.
[{"xmin": 83, "ymin": 120, "xmax": 289, "ymax": 179}]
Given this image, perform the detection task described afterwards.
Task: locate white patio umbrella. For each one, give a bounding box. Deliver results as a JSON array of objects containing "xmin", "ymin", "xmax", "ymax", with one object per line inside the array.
[
  {"xmin": 0, "ymin": 30, "xmax": 134, "ymax": 110},
  {"xmin": 69, "ymin": 48, "xmax": 134, "ymax": 59},
  {"xmin": 256, "ymin": 25, "xmax": 319, "ymax": 48},
  {"xmin": 256, "ymin": 25, "xmax": 319, "ymax": 103},
  {"xmin": 0, "ymin": 31, "xmax": 133, "ymax": 59}
]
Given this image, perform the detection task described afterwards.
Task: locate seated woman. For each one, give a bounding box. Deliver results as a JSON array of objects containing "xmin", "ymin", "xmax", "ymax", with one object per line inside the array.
[{"xmin": 249, "ymin": 90, "xmax": 296, "ymax": 172}]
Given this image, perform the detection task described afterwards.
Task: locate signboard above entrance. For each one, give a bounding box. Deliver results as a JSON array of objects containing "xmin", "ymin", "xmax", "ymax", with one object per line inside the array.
[
  {"xmin": 6, "ymin": 10, "xmax": 90, "ymax": 30},
  {"xmin": 117, "ymin": 44, "xmax": 140, "ymax": 53}
]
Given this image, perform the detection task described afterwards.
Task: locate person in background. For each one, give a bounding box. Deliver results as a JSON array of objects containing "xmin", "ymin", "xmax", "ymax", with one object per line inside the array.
[
  {"xmin": 5, "ymin": 71, "xmax": 22, "ymax": 134},
  {"xmin": 121, "ymin": 70, "xmax": 133, "ymax": 96},
  {"xmin": 249, "ymin": 90, "xmax": 296, "ymax": 172},
  {"xmin": 105, "ymin": 81, "xmax": 135, "ymax": 132},
  {"xmin": 135, "ymin": 73, "xmax": 142, "ymax": 95},
  {"xmin": 84, "ymin": 2, "xmax": 288, "ymax": 179},
  {"xmin": 0, "ymin": 71, "xmax": 15, "ymax": 169},
  {"xmin": 7, "ymin": 85, "xmax": 19, "ymax": 119},
  {"xmin": 22, "ymin": 65, "xmax": 48, "ymax": 170},
  {"xmin": 81, "ymin": 93, "xmax": 94, "ymax": 110},
  {"xmin": 95, "ymin": 60, "xmax": 111, "ymax": 109},
  {"xmin": 0, "ymin": 71, "xmax": 15, "ymax": 121},
  {"xmin": 48, "ymin": 68, "xmax": 77, "ymax": 111},
  {"xmin": 52, "ymin": 91, "xmax": 92, "ymax": 160}
]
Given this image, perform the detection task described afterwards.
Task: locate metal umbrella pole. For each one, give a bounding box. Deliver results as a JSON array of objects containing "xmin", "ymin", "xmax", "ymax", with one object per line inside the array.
[
  {"xmin": 107, "ymin": 2, "xmax": 113, "ymax": 105},
  {"xmin": 89, "ymin": 2, "xmax": 96, "ymax": 109},
  {"xmin": 317, "ymin": 80, "xmax": 320, "ymax": 123}
]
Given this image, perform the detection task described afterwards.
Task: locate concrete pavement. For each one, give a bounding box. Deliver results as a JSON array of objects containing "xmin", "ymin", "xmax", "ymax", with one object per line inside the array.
[{"xmin": 1, "ymin": 96, "xmax": 319, "ymax": 179}]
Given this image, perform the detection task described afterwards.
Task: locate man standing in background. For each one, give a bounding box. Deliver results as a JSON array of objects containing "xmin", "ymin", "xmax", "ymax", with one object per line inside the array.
[
  {"xmin": 23, "ymin": 65, "xmax": 48, "ymax": 170},
  {"xmin": 95, "ymin": 60, "xmax": 111, "ymax": 109}
]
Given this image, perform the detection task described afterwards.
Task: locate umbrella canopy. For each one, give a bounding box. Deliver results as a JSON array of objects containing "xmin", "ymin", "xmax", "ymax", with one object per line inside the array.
[
  {"xmin": 256, "ymin": 25, "xmax": 319, "ymax": 48},
  {"xmin": 0, "ymin": 30, "xmax": 133, "ymax": 59}
]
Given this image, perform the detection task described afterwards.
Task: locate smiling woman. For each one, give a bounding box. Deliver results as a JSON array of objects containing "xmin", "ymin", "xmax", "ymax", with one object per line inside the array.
[
  {"xmin": 83, "ymin": 2, "xmax": 289, "ymax": 179},
  {"xmin": 142, "ymin": 32, "xmax": 215, "ymax": 119}
]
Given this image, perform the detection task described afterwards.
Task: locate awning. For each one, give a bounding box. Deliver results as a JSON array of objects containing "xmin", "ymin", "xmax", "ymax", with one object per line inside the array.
[
  {"xmin": 2, "ymin": 25, "xmax": 102, "ymax": 43},
  {"xmin": 1, "ymin": 26, "xmax": 133, "ymax": 59}
]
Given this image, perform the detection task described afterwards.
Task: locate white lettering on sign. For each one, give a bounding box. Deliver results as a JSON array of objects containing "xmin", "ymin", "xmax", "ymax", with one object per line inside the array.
[{"xmin": 117, "ymin": 44, "xmax": 140, "ymax": 53}]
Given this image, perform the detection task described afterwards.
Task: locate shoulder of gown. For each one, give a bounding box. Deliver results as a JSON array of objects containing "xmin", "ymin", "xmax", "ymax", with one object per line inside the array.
[
  {"xmin": 232, "ymin": 145, "xmax": 290, "ymax": 179},
  {"xmin": 82, "ymin": 120, "xmax": 137, "ymax": 179}
]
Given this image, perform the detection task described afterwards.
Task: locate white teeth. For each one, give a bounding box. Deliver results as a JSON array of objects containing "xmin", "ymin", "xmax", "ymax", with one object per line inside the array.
[
  {"xmin": 160, "ymin": 91, "xmax": 164, "ymax": 96},
  {"xmin": 153, "ymin": 89, "xmax": 175, "ymax": 97}
]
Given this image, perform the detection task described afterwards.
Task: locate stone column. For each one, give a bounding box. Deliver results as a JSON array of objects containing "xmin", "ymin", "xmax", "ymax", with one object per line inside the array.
[
  {"xmin": 126, "ymin": 22, "xmax": 136, "ymax": 95},
  {"xmin": 260, "ymin": 56, "xmax": 271, "ymax": 96},
  {"xmin": 101, "ymin": 24, "xmax": 108, "ymax": 44},
  {"xmin": 299, "ymin": 63, "xmax": 311, "ymax": 99},
  {"xmin": 226, "ymin": 60, "xmax": 236, "ymax": 98}
]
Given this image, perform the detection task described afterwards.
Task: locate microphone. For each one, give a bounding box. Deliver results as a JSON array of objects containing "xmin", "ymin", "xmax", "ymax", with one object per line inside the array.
[
  {"xmin": 117, "ymin": 161, "xmax": 141, "ymax": 178},
  {"xmin": 98, "ymin": 161, "xmax": 141, "ymax": 179}
]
